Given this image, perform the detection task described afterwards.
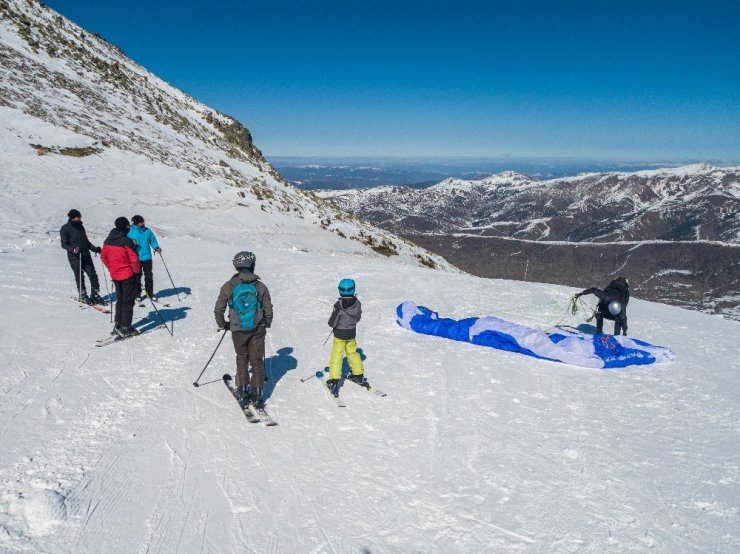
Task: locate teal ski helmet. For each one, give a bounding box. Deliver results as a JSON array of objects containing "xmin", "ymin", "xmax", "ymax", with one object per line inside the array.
[{"xmin": 338, "ymin": 278, "xmax": 356, "ymax": 297}]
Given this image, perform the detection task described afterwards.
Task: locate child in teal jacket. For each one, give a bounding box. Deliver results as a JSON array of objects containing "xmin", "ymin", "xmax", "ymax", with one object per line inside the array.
[{"xmin": 128, "ymin": 215, "xmax": 161, "ymax": 299}]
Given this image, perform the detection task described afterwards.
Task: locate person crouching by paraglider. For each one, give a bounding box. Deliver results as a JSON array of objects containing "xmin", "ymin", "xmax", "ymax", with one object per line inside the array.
[
  {"xmin": 326, "ymin": 278, "xmax": 365, "ymax": 395},
  {"xmin": 214, "ymin": 251, "xmax": 273, "ymax": 410},
  {"xmin": 101, "ymin": 217, "xmax": 141, "ymax": 338},
  {"xmin": 575, "ymin": 276, "xmax": 630, "ymax": 336},
  {"xmin": 128, "ymin": 214, "xmax": 161, "ymax": 301}
]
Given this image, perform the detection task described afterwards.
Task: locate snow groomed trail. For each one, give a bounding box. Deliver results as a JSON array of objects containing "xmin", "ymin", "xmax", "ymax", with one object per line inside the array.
[{"xmin": 1, "ymin": 234, "xmax": 739, "ymax": 552}]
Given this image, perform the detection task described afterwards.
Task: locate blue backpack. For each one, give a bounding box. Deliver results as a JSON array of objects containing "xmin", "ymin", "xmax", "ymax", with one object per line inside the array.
[{"xmin": 229, "ymin": 281, "xmax": 263, "ymax": 331}]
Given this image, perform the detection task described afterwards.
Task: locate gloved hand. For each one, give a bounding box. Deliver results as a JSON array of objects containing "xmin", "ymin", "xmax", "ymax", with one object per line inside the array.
[
  {"xmin": 221, "ymin": 322, "xmax": 230, "ymax": 331},
  {"xmin": 155, "ymin": 248, "xmax": 162, "ymax": 253},
  {"xmin": 92, "ymin": 245, "xmax": 102, "ymax": 253},
  {"xmin": 574, "ymin": 292, "xmax": 581, "ymax": 298},
  {"xmin": 72, "ymin": 246, "xmax": 80, "ymax": 255}
]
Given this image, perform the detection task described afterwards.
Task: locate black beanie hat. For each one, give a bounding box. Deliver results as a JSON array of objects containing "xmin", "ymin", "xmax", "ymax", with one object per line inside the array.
[
  {"xmin": 115, "ymin": 216, "xmax": 130, "ymax": 231},
  {"xmin": 131, "ymin": 214, "xmax": 144, "ymax": 225},
  {"xmin": 68, "ymin": 209, "xmax": 81, "ymax": 219}
]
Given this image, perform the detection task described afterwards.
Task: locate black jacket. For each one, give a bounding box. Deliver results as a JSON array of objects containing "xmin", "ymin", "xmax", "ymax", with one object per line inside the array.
[
  {"xmin": 60, "ymin": 220, "xmax": 99, "ymax": 256},
  {"xmin": 604, "ymin": 277, "xmax": 629, "ymax": 305},
  {"xmin": 580, "ymin": 277, "xmax": 630, "ymax": 317}
]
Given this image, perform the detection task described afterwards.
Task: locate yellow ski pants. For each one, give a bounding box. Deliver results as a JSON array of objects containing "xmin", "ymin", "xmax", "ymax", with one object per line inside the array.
[{"xmin": 328, "ymin": 337, "xmax": 364, "ymax": 380}]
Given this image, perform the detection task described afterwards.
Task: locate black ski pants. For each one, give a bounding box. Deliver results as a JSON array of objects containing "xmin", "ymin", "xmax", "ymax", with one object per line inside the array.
[
  {"xmin": 138, "ymin": 259, "xmax": 154, "ymax": 297},
  {"xmin": 232, "ymin": 327, "xmax": 266, "ymax": 389},
  {"xmin": 67, "ymin": 253, "xmax": 100, "ymax": 295},
  {"xmin": 113, "ymin": 275, "xmax": 139, "ymax": 329},
  {"xmin": 596, "ymin": 310, "xmax": 628, "ymax": 335}
]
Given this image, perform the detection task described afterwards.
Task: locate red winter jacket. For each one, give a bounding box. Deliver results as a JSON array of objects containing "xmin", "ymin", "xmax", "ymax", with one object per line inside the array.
[{"xmin": 101, "ymin": 228, "xmax": 141, "ymax": 280}]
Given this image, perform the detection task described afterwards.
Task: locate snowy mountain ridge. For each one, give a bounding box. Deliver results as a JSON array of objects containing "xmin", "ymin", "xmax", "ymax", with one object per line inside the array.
[
  {"xmin": 320, "ymin": 164, "xmax": 740, "ymax": 242},
  {"xmin": 0, "ymin": 0, "xmax": 445, "ymax": 269}
]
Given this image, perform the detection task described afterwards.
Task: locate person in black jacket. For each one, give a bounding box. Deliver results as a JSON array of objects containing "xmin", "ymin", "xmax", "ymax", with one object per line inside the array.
[
  {"xmin": 60, "ymin": 209, "xmax": 103, "ymax": 305},
  {"xmin": 575, "ymin": 276, "xmax": 630, "ymax": 335}
]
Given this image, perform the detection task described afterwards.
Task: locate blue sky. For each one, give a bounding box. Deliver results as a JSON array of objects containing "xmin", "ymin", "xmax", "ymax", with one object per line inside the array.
[{"xmin": 43, "ymin": 0, "xmax": 740, "ymax": 159}]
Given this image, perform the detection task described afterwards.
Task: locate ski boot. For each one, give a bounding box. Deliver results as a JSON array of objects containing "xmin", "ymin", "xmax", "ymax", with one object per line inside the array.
[
  {"xmin": 249, "ymin": 387, "xmax": 265, "ymax": 410},
  {"xmin": 236, "ymin": 385, "xmax": 248, "ymax": 408},
  {"xmin": 116, "ymin": 327, "xmax": 140, "ymax": 339},
  {"xmin": 89, "ymin": 290, "xmax": 105, "ymax": 305},
  {"xmin": 325, "ymin": 379, "xmax": 340, "ymax": 397},
  {"xmin": 79, "ymin": 291, "xmax": 92, "ymax": 305},
  {"xmin": 110, "ymin": 323, "xmax": 122, "ymax": 336},
  {"xmin": 346, "ymin": 373, "xmax": 366, "ymax": 385}
]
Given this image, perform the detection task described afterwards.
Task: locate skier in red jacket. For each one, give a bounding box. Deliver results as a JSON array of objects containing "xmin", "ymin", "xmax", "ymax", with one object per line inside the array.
[{"xmin": 101, "ymin": 217, "xmax": 141, "ymax": 337}]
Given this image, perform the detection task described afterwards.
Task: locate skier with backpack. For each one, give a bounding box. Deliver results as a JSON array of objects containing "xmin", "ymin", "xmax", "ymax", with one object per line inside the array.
[
  {"xmin": 325, "ymin": 278, "xmax": 366, "ymax": 395},
  {"xmin": 214, "ymin": 251, "xmax": 273, "ymax": 409},
  {"xmin": 575, "ymin": 276, "xmax": 630, "ymax": 335},
  {"xmin": 101, "ymin": 217, "xmax": 142, "ymax": 338},
  {"xmin": 128, "ymin": 214, "xmax": 161, "ymax": 301},
  {"xmin": 60, "ymin": 209, "xmax": 104, "ymax": 305}
]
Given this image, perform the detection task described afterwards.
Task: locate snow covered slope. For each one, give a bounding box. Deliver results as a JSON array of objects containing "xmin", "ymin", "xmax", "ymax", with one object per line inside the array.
[
  {"xmin": 0, "ymin": 0, "xmax": 444, "ymax": 269},
  {"xmin": 1, "ymin": 1, "xmax": 740, "ymax": 552}
]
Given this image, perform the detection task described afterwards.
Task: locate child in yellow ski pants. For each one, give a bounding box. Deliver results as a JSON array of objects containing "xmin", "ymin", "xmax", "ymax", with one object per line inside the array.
[
  {"xmin": 328, "ymin": 337, "xmax": 364, "ymax": 380},
  {"xmin": 326, "ymin": 278, "xmax": 364, "ymax": 387}
]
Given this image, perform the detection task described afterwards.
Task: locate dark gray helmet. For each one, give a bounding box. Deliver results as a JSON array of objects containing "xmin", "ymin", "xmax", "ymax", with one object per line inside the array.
[
  {"xmin": 233, "ymin": 251, "xmax": 256, "ymax": 270},
  {"xmin": 608, "ymin": 300, "xmax": 622, "ymax": 316}
]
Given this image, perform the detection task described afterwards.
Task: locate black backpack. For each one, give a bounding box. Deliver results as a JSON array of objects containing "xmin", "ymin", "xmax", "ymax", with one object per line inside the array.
[{"xmin": 605, "ymin": 277, "xmax": 629, "ymax": 305}]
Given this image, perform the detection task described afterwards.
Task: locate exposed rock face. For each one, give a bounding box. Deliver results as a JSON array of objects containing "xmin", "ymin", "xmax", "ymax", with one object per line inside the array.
[{"xmin": 406, "ymin": 234, "xmax": 740, "ymax": 321}]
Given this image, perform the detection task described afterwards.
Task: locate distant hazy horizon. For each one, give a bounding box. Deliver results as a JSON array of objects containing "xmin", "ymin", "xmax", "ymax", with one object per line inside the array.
[{"xmin": 268, "ymin": 156, "xmax": 740, "ymax": 190}]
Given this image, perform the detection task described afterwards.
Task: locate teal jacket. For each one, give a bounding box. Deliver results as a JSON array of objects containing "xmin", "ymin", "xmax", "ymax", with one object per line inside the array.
[{"xmin": 127, "ymin": 226, "xmax": 160, "ymax": 262}]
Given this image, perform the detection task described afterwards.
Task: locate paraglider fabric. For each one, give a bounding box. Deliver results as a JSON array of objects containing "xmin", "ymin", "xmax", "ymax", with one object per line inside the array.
[{"xmin": 396, "ymin": 301, "xmax": 674, "ymax": 369}]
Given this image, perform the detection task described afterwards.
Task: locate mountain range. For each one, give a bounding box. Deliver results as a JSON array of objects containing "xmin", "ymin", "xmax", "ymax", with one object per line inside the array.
[{"xmin": 321, "ymin": 167, "xmax": 740, "ymax": 320}]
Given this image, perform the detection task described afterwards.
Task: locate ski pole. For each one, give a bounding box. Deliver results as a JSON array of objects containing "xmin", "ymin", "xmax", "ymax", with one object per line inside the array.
[
  {"xmin": 192, "ymin": 377, "xmax": 223, "ymax": 387},
  {"xmin": 158, "ymin": 252, "xmax": 182, "ymax": 301},
  {"xmin": 149, "ymin": 296, "xmax": 174, "ymax": 336},
  {"xmin": 193, "ymin": 330, "xmax": 228, "ymax": 387},
  {"xmin": 299, "ymin": 330, "xmax": 333, "ymax": 383},
  {"xmin": 300, "ymin": 369, "xmax": 325, "ymax": 383},
  {"xmin": 98, "ymin": 257, "xmax": 113, "ymax": 324},
  {"xmin": 78, "ymin": 253, "xmax": 83, "ymax": 302}
]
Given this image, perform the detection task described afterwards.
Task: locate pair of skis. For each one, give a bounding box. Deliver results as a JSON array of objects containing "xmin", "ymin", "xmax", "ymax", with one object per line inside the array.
[
  {"xmin": 94, "ymin": 323, "xmax": 168, "ymax": 347},
  {"xmin": 71, "ymin": 296, "xmax": 110, "ymax": 314},
  {"xmin": 320, "ymin": 368, "xmax": 386, "ymax": 408},
  {"xmin": 223, "ymin": 374, "xmax": 278, "ymax": 427}
]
